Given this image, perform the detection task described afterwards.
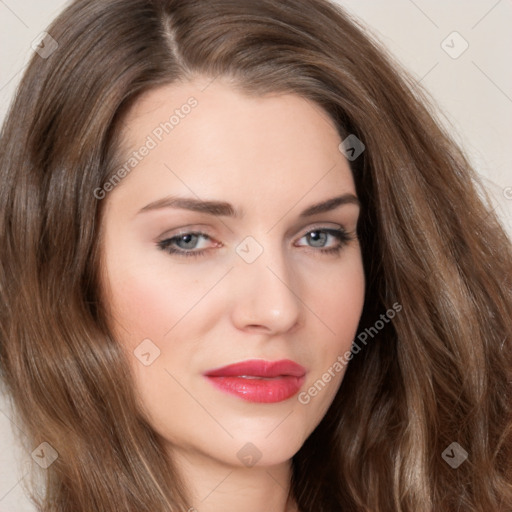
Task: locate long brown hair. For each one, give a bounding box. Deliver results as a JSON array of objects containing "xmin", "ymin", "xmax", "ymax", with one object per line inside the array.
[{"xmin": 1, "ymin": 0, "xmax": 511, "ymax": 510}]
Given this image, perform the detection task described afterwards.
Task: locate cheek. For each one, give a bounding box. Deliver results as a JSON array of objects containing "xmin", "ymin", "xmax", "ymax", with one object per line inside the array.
[
  {"xmin": 103, "ymin": 264, "xmax": 217, "ymax": 433},
  {"xmin": 312, "ymin": 248, "xmax": 365, "ymax": 349},
  {"xmin": 106, "ymin": 272, "xmax": 172, "ymax": 346},
  {"xmin": 299, "ymin": 251, "xmax": 365, "ymax": 408},
  {"xmin": 104, "ymin": 255, "xmax": 221, "ymax": 346}
]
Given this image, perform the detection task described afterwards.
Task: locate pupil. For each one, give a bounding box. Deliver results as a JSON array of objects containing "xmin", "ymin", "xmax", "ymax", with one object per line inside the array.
[
  {"xmin": 309, "ymin": 231, "xmax": 326, "ymax": 247},
  {"xmin": 179, "ymin": 234, "xmax": 197, "ymax": 249}
]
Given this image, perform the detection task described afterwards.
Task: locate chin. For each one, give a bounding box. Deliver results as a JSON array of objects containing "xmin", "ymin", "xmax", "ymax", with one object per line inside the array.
[{"xmin": 218, "ymin": 419, "xmax": 312, "ymax": 468}]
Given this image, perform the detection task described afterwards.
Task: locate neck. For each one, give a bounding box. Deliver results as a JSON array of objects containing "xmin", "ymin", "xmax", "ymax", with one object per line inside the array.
[{"xmin": 172, "ymin": 447, "xmax": 299, "ymax": 512}]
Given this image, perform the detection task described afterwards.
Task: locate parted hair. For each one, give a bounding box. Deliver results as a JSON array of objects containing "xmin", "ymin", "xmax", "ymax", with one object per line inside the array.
[{"xmin": 0, "ymin": 0, "xmax": 511, "ymax": 510}]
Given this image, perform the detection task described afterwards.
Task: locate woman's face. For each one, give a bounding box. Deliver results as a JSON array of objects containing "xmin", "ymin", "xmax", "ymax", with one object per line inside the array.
[{"xmin": 100, "ymin": 78, "xmax": 365, "ymax": 469}]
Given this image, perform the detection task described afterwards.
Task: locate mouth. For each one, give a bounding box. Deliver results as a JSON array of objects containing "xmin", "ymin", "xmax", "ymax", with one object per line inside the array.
[{"xmin": 203, "ymin": 359, "xmax": 306, "ymax": 403}]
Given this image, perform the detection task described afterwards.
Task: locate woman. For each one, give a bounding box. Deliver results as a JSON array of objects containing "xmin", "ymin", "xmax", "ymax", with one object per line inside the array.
[{"xmin": 0, "ymin": 0, "xmax": 510, "ymax": 510}]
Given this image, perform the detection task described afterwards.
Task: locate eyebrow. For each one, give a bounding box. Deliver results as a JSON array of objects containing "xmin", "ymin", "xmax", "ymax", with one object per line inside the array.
[{"xmin": 137, "ymin": 193, "xmax": 360, "ymax": 217}]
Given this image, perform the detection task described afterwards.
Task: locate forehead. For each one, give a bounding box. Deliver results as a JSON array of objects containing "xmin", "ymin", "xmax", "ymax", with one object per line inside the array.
[
  {"xmin": 109, "ymin": 78, "xmax": 356, "ymax": 212},
  {"xmin": 121, "ymin": 77, "xmax": 343, "ymax": 159}
]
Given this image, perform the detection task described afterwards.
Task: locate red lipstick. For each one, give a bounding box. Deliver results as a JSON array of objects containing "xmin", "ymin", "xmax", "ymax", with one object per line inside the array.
[{"xmin": 204, "ymin": 359, "xmax": 306, "ymax": 403}]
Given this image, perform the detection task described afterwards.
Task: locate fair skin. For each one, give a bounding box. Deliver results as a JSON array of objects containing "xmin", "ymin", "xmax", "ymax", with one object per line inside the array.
[{"xmin": 101, "ymin": 77, "xmax": 365, "ymax": 512}]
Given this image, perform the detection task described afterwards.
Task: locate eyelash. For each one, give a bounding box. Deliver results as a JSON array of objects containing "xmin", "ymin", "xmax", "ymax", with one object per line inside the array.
[{"xmin": 157, "ymin": 227, "xmax": 354, "ymax": 258}]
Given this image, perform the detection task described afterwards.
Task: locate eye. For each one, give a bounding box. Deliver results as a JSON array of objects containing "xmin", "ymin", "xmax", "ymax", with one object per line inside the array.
[
  {"xmin": 157, "ymin": 232, "xmax": 217, "ymax": 258},
  {"xmin": 295, "ymin": 228, "xmax": 353, "ymax": 255}
]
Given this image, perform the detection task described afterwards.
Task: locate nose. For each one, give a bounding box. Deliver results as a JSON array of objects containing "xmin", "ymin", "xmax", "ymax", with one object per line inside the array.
[{"xmin": 229, "ymin": 246, "xmax": 302, "ymax": 335}]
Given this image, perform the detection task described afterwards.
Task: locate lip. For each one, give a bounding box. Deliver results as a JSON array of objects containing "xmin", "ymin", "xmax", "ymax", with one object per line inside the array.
[{"xmin": 203, "ymin": 359, "xmax": 306, "ymax": 403}]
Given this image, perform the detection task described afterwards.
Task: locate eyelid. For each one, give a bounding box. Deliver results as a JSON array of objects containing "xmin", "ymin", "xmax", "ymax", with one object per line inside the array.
[
  {"xmin": 296, "ymin": 221, "xmax": 344, "ymax": 235},
  {"xmin": 157, "ymin": 223, "xmax": 218, "ymax": 239}
]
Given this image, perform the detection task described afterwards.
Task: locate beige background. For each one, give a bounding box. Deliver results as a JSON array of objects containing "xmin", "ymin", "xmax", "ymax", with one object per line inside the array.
[{"xmin": 1, "ymin": 1, "xmax": 511, "ymax": 509}]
